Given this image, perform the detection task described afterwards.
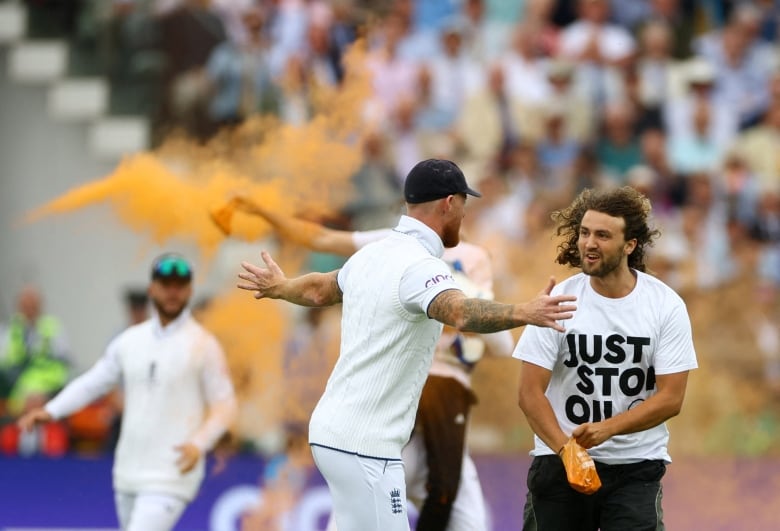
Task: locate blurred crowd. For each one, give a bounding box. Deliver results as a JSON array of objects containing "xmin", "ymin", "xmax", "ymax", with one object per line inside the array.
[{"xmin": 4, "ymin": 0, "xmax": 780, "ymax": 457}]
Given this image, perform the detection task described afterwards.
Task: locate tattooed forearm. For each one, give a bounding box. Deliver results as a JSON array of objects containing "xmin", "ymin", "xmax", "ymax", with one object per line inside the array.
[
  {"xmin": 429, "ymin": 290, "xmax": 522, "ymax": 333},
  {"xmin": 460, "ymin": 298, "xmax": 518, "ymax": 333}
]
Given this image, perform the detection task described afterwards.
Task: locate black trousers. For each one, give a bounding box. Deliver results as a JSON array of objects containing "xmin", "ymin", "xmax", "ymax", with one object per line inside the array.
[
  {"xmin": 414, "ymin": 375, "xmax": 477, "ymax": 531},
  {"xmin": 523, "ymin": 455, "xmax": 667, "ymax": 531}
]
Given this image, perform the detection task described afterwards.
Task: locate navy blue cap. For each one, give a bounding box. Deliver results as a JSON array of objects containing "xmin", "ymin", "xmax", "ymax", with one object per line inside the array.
[{"xmin": 403, "ymin": 159, "xmax": 481, "ymax": 204}]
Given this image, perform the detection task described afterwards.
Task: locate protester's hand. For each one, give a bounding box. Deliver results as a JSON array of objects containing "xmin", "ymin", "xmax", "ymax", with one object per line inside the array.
[
  {"xmin": 17, "ymin": 408, "xmax": 52, "ymax": 432},
  {"xmin": 231, "ymin": 195, "xmax": 264, "ymax": 216},
  {"xmin": 175, "ymin": 443, "xmax": 201, "ymax": 474},
  {"xmin": 238, "ymin": 250, "xmax": 287, "ymax": 299},
  {"xmin": 559, "ymin": 438, "xmax": 602, "ymax": 494},
  {"xmin": 522, "ymin": 277, "xmax": 577, "ymax": 332},
  {"xmin": 572, "ymin": 422, "xmax": 612, "ymax": 449}
]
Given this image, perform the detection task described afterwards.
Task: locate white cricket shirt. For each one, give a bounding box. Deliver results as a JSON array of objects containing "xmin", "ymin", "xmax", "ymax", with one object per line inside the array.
[
  {"xmin": 309, "ymin": 215, "xmax": 460, "ymax": 459},
  {"xmin": 45, "ymin": 310, "xmax": 236, "ymax": 500}
]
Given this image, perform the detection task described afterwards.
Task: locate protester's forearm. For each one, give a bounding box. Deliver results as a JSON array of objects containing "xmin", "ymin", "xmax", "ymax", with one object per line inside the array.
[
  {"xmin": 251, "ymin": 207, "xmax": 357, "ymax": 256},
  {"xmin": 601, "ymin": 385, "xmax": 685, "ymax": 436},
  {"xmin": 518, "ymin": 390, "xmax": 569, "ymax": 454},
  {"xmin": 255, "ymin": 206, "xmax": 326, "ymax": 249}
]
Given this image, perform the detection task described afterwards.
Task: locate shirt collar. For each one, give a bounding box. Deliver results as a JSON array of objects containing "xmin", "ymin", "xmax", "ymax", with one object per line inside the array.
[
  {"xmin": 394, "ymin": 215, "xmax": 445, "ymax": 258},
  {"xmin": 152, "ymin": 308, "xmax": 192, "ymax": 337}
]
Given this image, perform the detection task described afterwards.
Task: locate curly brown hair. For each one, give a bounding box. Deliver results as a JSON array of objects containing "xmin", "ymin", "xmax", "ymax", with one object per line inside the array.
[{"xmin": 552, "ymin": 186, "xmax": 661, "ymax": 272}]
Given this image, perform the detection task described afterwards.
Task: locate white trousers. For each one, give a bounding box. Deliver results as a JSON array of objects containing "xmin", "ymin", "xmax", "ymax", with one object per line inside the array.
[
  {"xmin": 114, "ymin": 491, "xmax": 188, "ymax": 531},
  {"xmin": 312, "ymin": 444, "xmax": 410, "ymax": 531},
  {"xmin": 402, "ymin": 429, "xmax": 489, "ymax": 531}
]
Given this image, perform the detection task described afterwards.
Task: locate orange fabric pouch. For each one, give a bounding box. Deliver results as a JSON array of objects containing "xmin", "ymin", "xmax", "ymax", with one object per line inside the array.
[{"xmin": 560, "ymin": 438, "xmax": 602, "ymax": 494}]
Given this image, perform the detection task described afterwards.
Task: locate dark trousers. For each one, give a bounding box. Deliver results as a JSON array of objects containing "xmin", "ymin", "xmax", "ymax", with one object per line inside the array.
[
  {"xmin": 414, "ymin": 375, "xmax": 477, "ymax": 531},
  {"xmin": 523, "ymin": 455, "xmax": 666, "ymax": 531}
]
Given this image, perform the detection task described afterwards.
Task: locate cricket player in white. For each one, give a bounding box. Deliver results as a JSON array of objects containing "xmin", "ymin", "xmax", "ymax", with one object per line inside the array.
[
  {"xmin": 238, "ymin": 159, "xmax": 577, "ymax": 531},
  {"xmin": 19, "ymin": 254, "xmax": 237, "ymax": 531},
  {"xmin": 219, "ymin": 195, "xmax": 513, "ymax": 530}
]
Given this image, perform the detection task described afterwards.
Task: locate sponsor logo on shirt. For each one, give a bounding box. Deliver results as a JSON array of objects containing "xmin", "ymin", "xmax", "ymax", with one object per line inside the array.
[{"xmin": 425, "ymin": 273, "xmax": 454, "ymax": 289}]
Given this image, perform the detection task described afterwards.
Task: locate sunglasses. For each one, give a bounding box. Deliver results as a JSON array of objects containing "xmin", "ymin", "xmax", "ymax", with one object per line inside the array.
[{"xmin": 152, "ymin": 256, "xmax": 192, "ymax": 279}]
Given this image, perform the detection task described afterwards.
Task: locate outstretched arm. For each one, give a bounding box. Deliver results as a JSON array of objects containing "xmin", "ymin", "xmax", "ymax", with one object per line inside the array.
[
  {"xmin": 18, "ymin": 345, "xmax": 122, "ymax": 432},
  {"xmin": 427, "ymin": 277, "xmax": 577, "ymax": 334},
  {"xmin": 233, "ymin": 197, "xmax": 359, "ymax": 256},
  {"xmin": 238, "ymin": 250, "xmax": 343, "ymax": 307}
]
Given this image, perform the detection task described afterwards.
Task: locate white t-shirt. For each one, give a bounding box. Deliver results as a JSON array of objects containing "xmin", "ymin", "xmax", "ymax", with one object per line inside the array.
[{"xmin": 513, "ymin": 271, "xmax": 697, "ymax": 464}]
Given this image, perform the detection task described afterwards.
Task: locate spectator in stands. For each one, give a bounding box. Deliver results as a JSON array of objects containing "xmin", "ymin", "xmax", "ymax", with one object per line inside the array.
[
  {"xmin": 557, "ymin": 0, "xmax": 636, "ymax": 108},
  {"xmin": 523, "ymin": 58, "xmax": 594, "ymax": 144},
  {"xmin": 299, "ymin": 16, "xmax": 343, "ymax": 88},
  {"xmin": 156, "ymin": 0, "xmax": 227, "ymax": 140},
  {"xmin": 205, "ymin": 5, "xmax": 279, "ymax": 129},
  {"xmin": 500, "ymin": 22, "xmax": 550, "ymax": 113},
  {"xmin": 664, "ymin": 59, "xmax": 740, "ymax": 153},
  {"xmin": 344, "ymin": 130, "xmax": 404, "ymax": 230},
  {"xmin": 638, "ymin": 0, "xmax": 697, "ymax": 59},
  {"xmin": 481, "ymin": 0, "xmax": 524, "ymax": 58},
  {"xmin": 522, "ymin": 0, "xmax": 562, "ymax": 57},
  {"xmin": 535, "ymin": 105, "xmax": 582, "ymax": 193},
  {"xmin": 668, "ymin": 98, "xmax": 724, "ymax": 176},
  {"xmin": 734, "ymin": 100, "xmax": 780, "ymax": 192},
  {"xmin": 596, "ymin": 101, "xmax": 643, "ymax": 183},
  {"xmin": 363, "ymin": 11, "xmax": 421, "ymax": 125},
  {"xmin": 694, "ymin": 2, "xmax": 777, "ymax": 129},
  {"xmin": 456, "ymin": 62, "xmax": 519, "ymax": 174},
  {"xmin": 457, "ymin": 0, "xmax": 492, "ymax": 62},
  {"xmin": 632, "ymin": 19, "xmax": 679, "ymax": 130},
  {"xmin": 419, "ymin": 20, "xmax": 483, "ymax": 133}
]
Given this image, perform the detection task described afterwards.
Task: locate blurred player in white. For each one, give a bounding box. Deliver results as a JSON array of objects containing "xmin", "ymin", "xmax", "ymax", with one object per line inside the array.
[
  {"xmin": 221, "ymin": 194, "xmax": 513, "ymax": 530},
  {"xmin": 18, "ymin": 253, "xmax": 237, "ymax": 531}
]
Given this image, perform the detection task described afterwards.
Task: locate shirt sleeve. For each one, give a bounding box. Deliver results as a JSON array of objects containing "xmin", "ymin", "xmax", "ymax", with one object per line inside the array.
[
  {"xmin": 512, "ymin": 324, "xmax": 562, "ymax": 371},
  {"xmin": 399, "ymin": 256, "xmax": 461, "ymax": 316},
  {"xmin": 654, "ymin": 298, "xmax": 698, "ymax": 375},
  {"xmin": 189, "ymin": 335, "xmax": 237, "ymax": 452},
  {"xmin": 45, "ymin": 340, "xmax": 123, "ymax": 419}
]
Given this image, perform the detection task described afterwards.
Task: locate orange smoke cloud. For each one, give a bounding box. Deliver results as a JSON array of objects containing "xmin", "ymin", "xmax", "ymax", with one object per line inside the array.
[{"xmin": 23, "ymin": 41, "xmax": 372, "ymax": 259}]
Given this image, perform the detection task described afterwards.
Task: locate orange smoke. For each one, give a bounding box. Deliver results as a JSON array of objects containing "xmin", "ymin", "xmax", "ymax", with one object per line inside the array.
[{"xmin": 23, "ymin": 41, "xmax": 372, "ymax": 259}]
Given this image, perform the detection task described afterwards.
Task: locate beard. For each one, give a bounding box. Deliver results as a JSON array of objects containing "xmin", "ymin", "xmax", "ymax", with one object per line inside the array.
[
  {"xmin": 581, "ymin": 250, "xmax": 623, "ymax": 278},
  {"xmin": 441, "ymin": 220, "xmax": 461, "ymax": 248},
  {"xmin": 153, "ymin": 299, "xmax": 187, "ymax": 321}
]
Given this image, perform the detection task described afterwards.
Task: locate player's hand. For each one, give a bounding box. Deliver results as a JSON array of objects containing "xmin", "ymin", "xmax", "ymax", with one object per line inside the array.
[
  {"xmin": 237, "ymin": 250, "xmax": 287, "ymax": 299},
  {"xmin": 521, "ymin": 277, "xmax": 577, "ymax": 333},
  {"xmin": 175, "ymin": 443, "xmax": 201, "ymax": 474},
  {"xmin": 17, "ymin": 408, "xmax": 53, "ymax": 432},
  {"xmin": 572, "ymin": 422, "xmax": 612, "ymax": 449}
]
